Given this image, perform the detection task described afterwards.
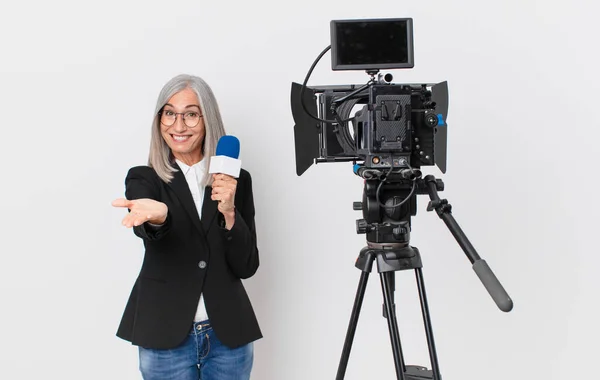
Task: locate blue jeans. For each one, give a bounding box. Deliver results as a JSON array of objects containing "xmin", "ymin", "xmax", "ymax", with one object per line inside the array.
[{"xmin": 138, "ymin": 320, "xmax": 253, "ymax": 380}]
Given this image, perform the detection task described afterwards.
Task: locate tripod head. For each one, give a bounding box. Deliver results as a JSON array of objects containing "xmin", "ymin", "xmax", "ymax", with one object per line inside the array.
[
  {"xmin": 352, "ymin": 163, "xmax": 443, "ymax": 248},
  {"xmin": 352, "ymin": 161, "xmax": 513, "ymax": 313}
]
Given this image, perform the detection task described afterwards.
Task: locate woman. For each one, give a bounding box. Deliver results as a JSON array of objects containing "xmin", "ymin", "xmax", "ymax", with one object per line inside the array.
[{"xmin": 112, "ymin": 74, "xmax": 262, "ymax": 380}]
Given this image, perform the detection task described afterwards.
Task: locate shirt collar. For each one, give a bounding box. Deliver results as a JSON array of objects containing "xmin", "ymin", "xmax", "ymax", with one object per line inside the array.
[
  {"xmin": 176, "ymin": 158, "xmax": 206, "ymax": 182},
  {"xmin": 176, "ymin": 159, "xmax": 191, "ymax": 174}
]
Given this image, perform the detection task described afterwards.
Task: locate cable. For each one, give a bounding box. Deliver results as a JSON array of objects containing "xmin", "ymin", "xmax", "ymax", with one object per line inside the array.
[
  {"xmin": 375, "ymin": 163, "xmax": 419, "ymax": 210},
  {"xmin": 299, "ymin": 45, "xmax": 365, "ymax": 125}
]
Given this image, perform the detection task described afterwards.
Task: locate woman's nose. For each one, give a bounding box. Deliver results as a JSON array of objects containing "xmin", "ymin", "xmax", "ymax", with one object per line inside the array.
[{"xmin": 172, "ymin": 115, "xmax": 187, "ymax": 131}]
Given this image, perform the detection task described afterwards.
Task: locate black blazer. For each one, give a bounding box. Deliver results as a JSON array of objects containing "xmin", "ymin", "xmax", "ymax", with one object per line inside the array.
[{"xmin": 116, "ymin": 163, "xmax": 262, "ymax": 350}]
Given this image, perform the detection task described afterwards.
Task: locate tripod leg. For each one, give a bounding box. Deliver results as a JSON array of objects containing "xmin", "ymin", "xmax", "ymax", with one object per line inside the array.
[
  {"xmin": 336, "ymin": 270, "xmax": 370, "ymax": 380},
  {"xmin": 415, "ymin": 268, "xmax": 442, "ymax": 380},
  {"xmin": 380, "ymin": 271, "xmax": 407, "ymax": 380}
]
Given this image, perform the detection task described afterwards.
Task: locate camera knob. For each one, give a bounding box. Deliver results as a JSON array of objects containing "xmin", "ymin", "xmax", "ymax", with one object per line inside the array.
[
  {"xmin": 353, "ymin": 202, "xmax": 363, "ymax": 211},
  {"xmin": 425, "ymin": 112, "xmax": 438, "ymax": 127},
  {"xmin": 356, "ymin": 219, "xmax": 369, "ymax": 234}
]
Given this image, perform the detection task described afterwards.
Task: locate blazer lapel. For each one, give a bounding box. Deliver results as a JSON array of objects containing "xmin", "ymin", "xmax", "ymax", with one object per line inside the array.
[
  {"xmin": 201, "ymin": 186, "xmax": 218, "ymax": 234},
  {"xmin": 168, "ymin": 165, "xmax": 205, "ymax": 236}
]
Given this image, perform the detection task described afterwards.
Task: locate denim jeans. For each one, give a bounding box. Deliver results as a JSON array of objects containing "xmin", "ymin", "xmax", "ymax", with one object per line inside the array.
[{"xmin": 138, "ymin": 320, "xmax": 253, "ymax": 380}]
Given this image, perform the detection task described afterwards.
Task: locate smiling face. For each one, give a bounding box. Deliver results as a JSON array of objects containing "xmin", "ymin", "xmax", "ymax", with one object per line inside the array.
[{"xmin": 160, "ymin": 87, "xmax": 205, "ymax": 165}]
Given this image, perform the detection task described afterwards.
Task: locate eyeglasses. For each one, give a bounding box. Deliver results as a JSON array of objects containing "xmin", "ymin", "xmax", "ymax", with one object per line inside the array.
[{"xmin": 159, "ymin": 108, "xmax": 203, "ymax": 128}]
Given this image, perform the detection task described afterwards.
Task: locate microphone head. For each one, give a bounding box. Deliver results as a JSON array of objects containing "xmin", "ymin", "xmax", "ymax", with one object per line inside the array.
[{"xmin": 215, "ymin": 135, "xmax": 240, "ymax": 159}]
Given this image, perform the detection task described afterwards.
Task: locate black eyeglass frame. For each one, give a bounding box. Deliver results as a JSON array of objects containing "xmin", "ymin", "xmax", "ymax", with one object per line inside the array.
[{"xmin": 158, "ymin": 108, "xmax": 203, "ymax": 128}]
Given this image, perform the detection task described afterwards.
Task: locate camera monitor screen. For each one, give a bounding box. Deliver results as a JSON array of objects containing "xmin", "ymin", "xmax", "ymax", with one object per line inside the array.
[{"xmin": 331, "ymin": 18, "xmax": 414, "ymax": 71}]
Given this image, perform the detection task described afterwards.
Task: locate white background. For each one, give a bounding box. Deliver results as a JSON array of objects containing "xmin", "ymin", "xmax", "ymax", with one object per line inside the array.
[{"xmin": 1, "ymin": 0, "xmax": 598, "ymax": 379}]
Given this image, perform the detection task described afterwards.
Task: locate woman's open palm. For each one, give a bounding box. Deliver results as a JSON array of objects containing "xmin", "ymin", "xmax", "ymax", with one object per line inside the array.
[{"xmin": 112, "ymin": 198, "xmax": 168, "ymax": 228}]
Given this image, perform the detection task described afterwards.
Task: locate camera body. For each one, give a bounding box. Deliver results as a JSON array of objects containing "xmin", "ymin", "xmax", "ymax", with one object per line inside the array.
[
  {"xmin": 291, "ymin": 18, "xmax": 449, "ymax": 177},
  {"xmin": 319, "ymin": 79, "xmax": 447, "ymax": 173}
]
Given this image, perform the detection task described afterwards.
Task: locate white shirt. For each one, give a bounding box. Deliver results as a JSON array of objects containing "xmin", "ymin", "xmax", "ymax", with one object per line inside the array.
[{"xmin": 176, "ymin": 158, "xmax": 209, "ymax": 322}]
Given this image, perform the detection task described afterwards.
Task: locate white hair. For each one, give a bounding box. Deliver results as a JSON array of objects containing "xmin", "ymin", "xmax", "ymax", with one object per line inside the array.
[{"xmin": 148, "ymin": 74, "xmax": 226, "ymax": 185}]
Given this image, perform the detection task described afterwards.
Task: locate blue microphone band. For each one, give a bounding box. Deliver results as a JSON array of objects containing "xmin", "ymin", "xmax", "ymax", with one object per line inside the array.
[{"xmin": 215, "ymin": 135, "xmax": 240, "ymax": 159}]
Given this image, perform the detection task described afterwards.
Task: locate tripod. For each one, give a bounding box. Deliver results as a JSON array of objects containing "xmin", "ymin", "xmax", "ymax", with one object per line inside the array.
[{"xmin": 336, "ymin": 174, "xmax": 513, "ymax": 380}]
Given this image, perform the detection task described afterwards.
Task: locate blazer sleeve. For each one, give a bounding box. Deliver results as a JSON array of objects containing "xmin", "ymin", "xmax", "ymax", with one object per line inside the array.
[
  {"xmin": 221, "ymin": 170, "xmax": 259, "ymax": 279},
  {"xmin": 124, "ymin": 166, "xmax": 172, "ymax": 241}
]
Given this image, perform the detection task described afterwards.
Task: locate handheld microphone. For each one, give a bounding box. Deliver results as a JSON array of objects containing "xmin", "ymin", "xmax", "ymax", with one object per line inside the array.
[{"xmin": 209, "ymin": 135, "xmax": 242, "ymax": 178}]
